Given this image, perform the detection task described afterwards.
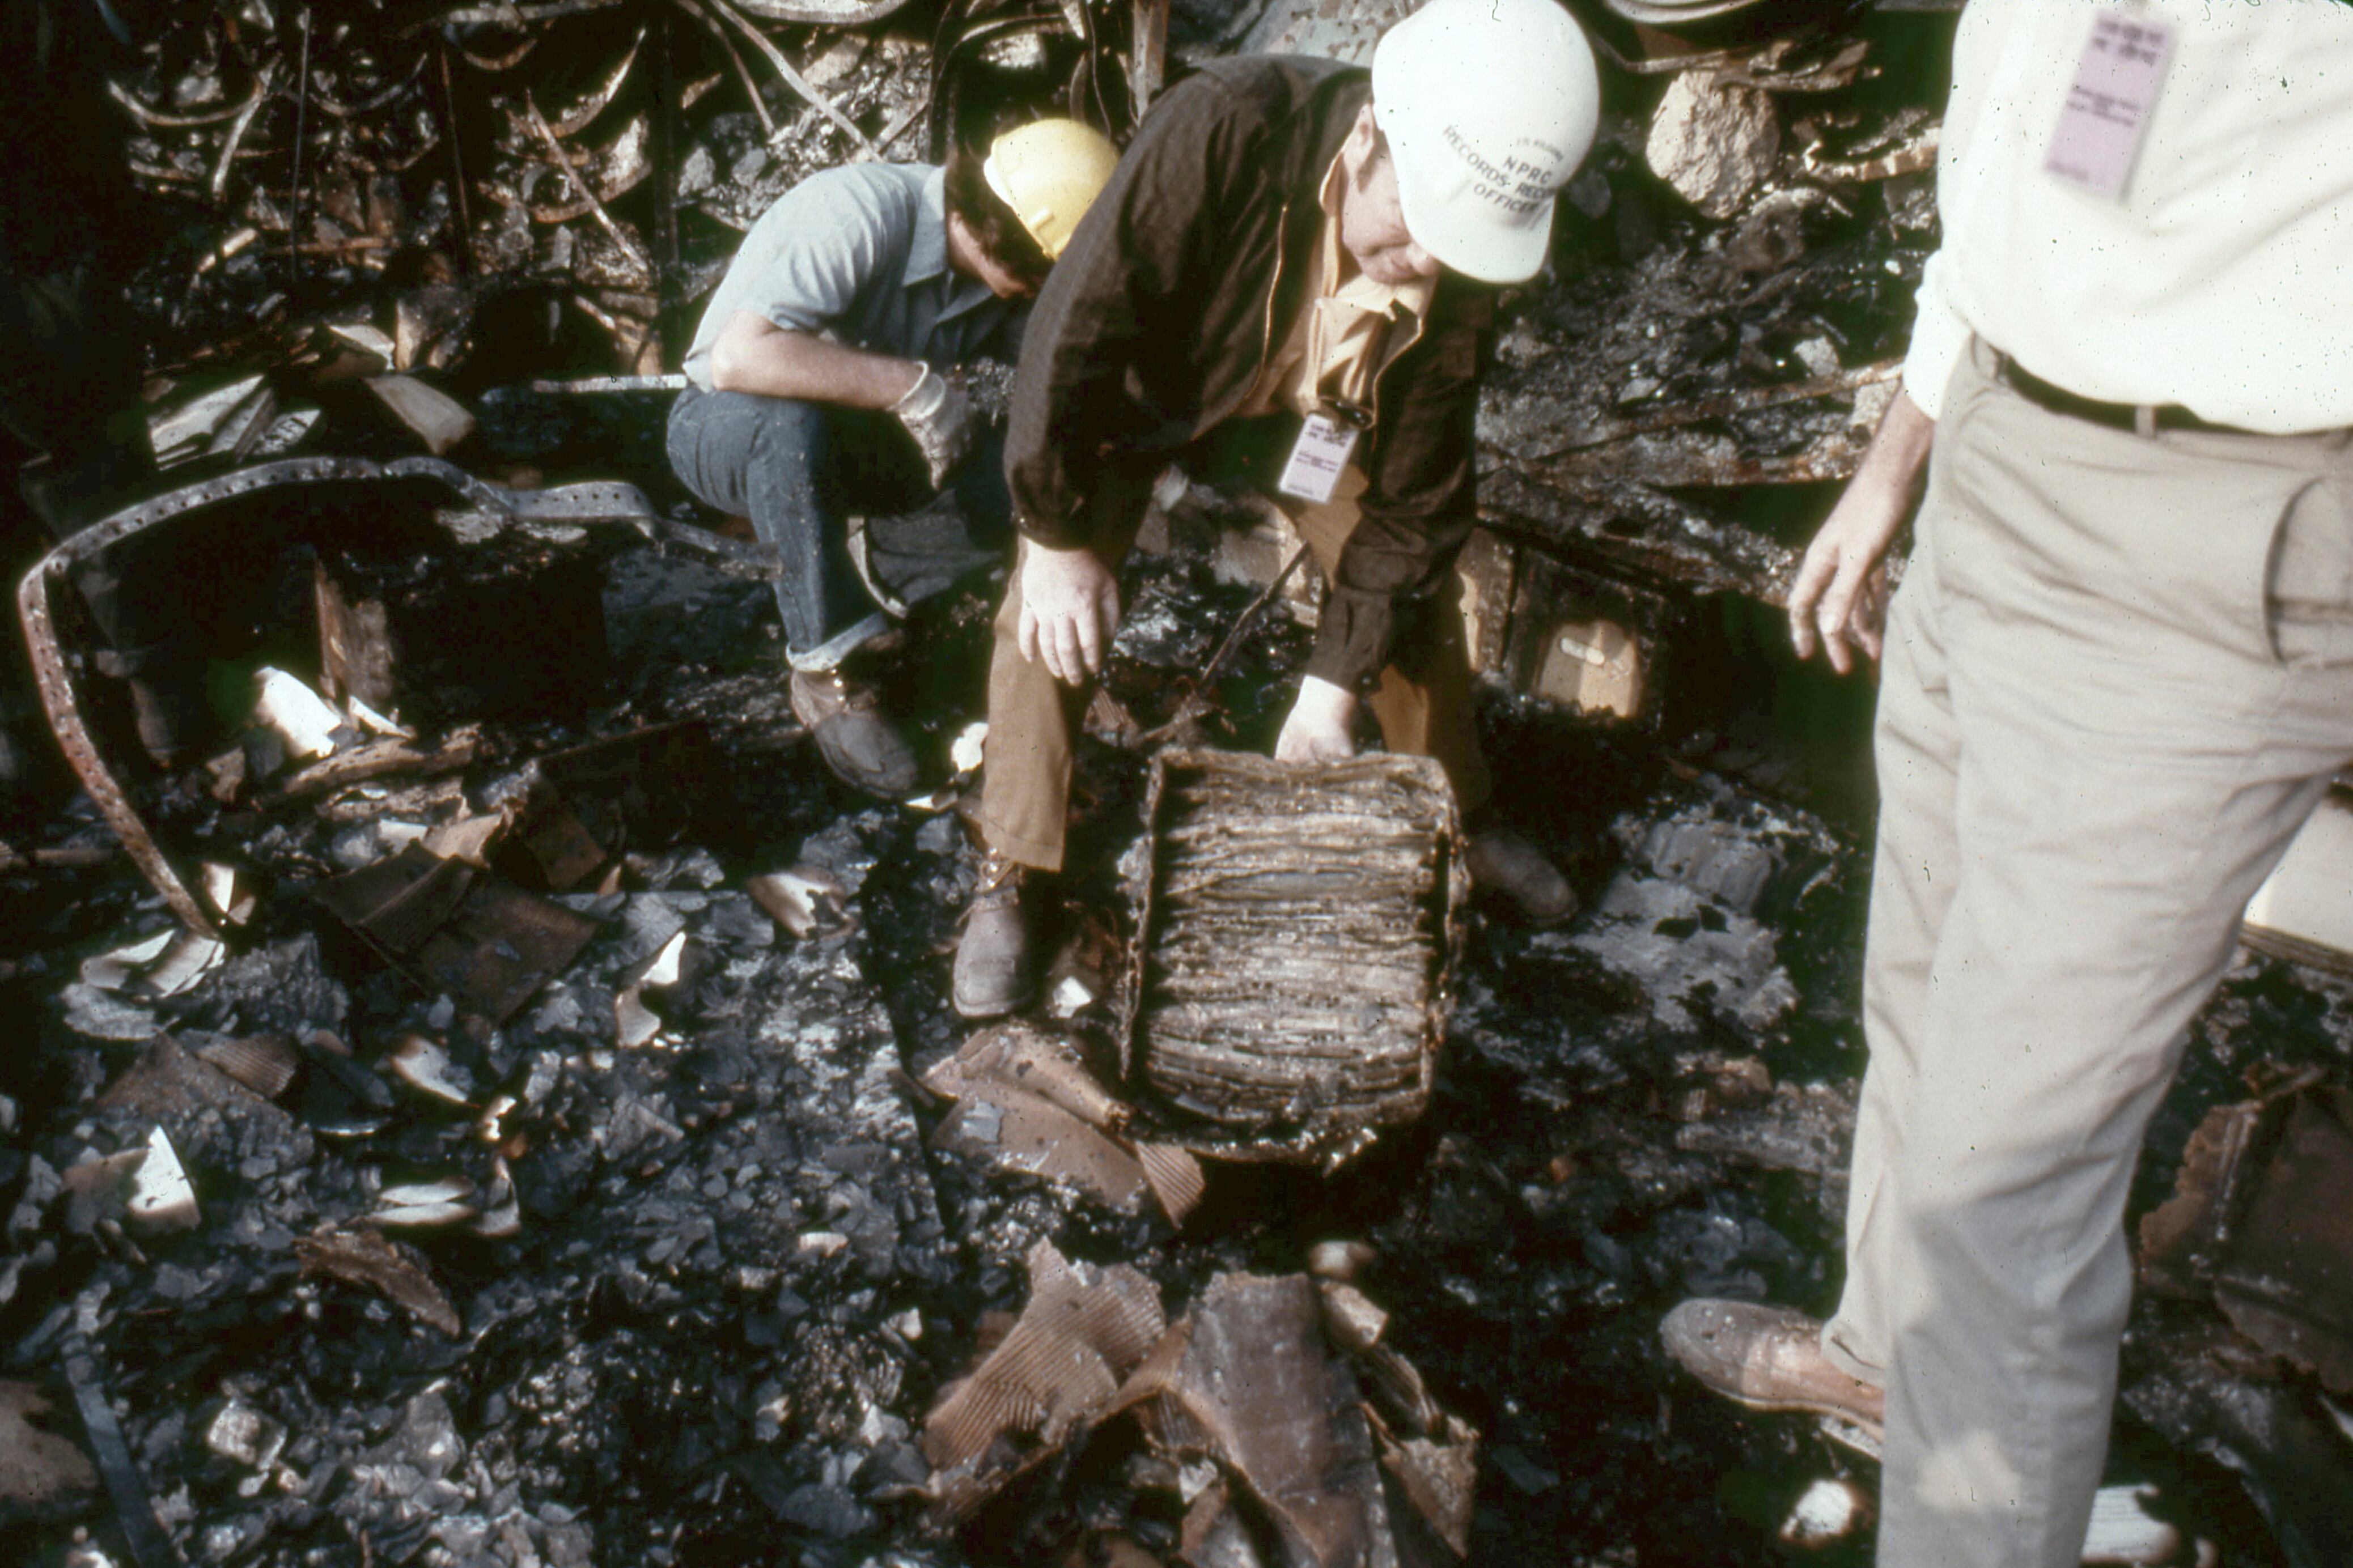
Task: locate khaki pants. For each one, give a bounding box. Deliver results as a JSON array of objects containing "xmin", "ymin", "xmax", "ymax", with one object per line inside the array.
[
  {"xmin": 978, "ymin": 464, "xmax": 1493, "ymax": 870},
  {"xmin": 1822, "ymin": 339, "xmax": 2353, "ymax": 1567}
]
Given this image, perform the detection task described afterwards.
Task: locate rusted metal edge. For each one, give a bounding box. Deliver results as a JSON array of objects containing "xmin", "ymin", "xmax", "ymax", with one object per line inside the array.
[
  {"xmin": 16, "ymin": 456, "xmax": 664, "ymax": 935},
  {"xmin": 1405, "ymin": 747, "xmax": 1466, "ymax": 1131}
]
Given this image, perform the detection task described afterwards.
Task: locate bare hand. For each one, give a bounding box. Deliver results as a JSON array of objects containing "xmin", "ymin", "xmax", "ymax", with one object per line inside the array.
[
  {"xmin": 1275, "ymin": 676, "xmax": 1359, "ymax": 763},
  {"xmin": 1788, "ymin": 489, "xmax": 1900, "ymax": 675},
  {"xmin": 1788, "ymin": 388, "xmax": 1933, "ymax": 675},
  {"xmin": 1017, "ymin": 543, "xmax": 1121, "ymax": 685}
]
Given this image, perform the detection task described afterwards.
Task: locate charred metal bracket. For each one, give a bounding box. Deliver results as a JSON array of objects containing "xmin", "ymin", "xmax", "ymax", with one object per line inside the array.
[{"xmin": 16, "ymin": 457, "xmax": 677, "ymax": 936}]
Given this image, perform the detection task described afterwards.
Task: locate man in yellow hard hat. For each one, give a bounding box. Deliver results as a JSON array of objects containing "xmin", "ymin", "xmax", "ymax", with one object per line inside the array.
[
  {"xmin": 952, "ymin": 0, "xmax": 1602, "ymax": 1018},
  {"xmin": 667, "ymin": 121, "xmax": 1117, "ymax": 797}
]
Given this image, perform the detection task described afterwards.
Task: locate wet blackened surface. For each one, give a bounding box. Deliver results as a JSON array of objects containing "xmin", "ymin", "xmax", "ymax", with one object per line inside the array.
[
  {"xmin": 5, "ymin": 11, "xmax": 2349, "ymax": 1560},
  {"xmin": 6, "ymin": 522, "xmax": 2344, "ymax": 1568}
]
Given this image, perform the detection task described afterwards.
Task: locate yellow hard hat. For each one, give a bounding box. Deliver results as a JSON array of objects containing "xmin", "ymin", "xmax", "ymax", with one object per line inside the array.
[{"xmin": 982, "ymin": 119, "xmax": 1122, "ymax": 261}]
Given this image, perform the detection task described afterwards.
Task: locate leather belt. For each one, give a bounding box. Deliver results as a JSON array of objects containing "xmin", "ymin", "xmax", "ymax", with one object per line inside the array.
[{"xmin": 1995, "ymin": 354, "xmax": 2251, "ymax": 437}]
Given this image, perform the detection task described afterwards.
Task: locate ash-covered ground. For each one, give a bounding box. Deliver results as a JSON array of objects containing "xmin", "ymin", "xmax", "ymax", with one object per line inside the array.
[
  {"xmin": 3, "ymin": 9, "xmax": 2349, "ymax": 1563},
  {"xmin": 4, "ymin": 448, "xmax": 2350, "ymax": 1568}
]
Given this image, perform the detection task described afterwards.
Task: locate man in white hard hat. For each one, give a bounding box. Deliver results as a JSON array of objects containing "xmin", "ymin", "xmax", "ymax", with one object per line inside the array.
[
  {"xmin": 667, "ymin": 121, "xmax": 1118, "ymax": 797},
  {"xmin": 1661, "ymin": 3, "xmax": 2353, "ymax": 1565},
  {"xmin": 952, "ymin": 0, "xmax": 1601, "ymax": 1018}
]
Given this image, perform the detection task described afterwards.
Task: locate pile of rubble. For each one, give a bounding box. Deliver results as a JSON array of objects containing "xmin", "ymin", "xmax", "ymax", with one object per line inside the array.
[
  {"xmin": 5, "ymin": 3, "xmax": 2353, "ymax": 1568},
  {"xmin": 116, "ymin": 0, "xmax": 1236, "ymax": 392},
  {"xmin": 12, "ymin": 551, "xmax": 2352, "ymax": 1567}
]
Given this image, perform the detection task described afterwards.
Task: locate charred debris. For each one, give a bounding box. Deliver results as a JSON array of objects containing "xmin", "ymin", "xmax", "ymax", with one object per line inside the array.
[{"xmin": 4, "ymin": 1, "xmax": 2353, "ymax": 1566}]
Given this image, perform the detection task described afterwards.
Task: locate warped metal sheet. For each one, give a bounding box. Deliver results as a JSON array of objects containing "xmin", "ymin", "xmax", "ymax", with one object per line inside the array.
[{"xmin": 921, "ymin": 1240, "xmax": 1167, "ymax": 1518}]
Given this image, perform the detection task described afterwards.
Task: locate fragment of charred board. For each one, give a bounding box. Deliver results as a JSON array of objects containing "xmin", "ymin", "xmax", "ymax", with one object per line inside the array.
[
  {"xmin": 311, "ymin": 842, "xmax": 600, "ymax": 1029},
  {"xmin": 1116, "ymin": 750, "xmax": 1466, "ymax": 1165},
  {"xmin": 1476, "ymin": 366, "xmax": 1911, "ymax": 609},
  {"xmin": 63, "ymin": 1354, "xmax": 181, "ymax": 1568},
  {"xmin": 2119, "ymin": 1306, "xmax": 2353, "ymax": 1568},
  {"xmin": 1477, "ymin": 448, "xmax": 1800, "ymax": 606},
  {"xmin": 312, "ymin": 525, "xmax": 612, "ymax": 727},
  {"xmin": 2140, "ymin": 1074, "xmax": 2353, "ymax": 1396}
]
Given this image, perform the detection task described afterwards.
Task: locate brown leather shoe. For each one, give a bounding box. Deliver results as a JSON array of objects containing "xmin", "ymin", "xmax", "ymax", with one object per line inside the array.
[
  {"xmin": 1465, "ymin": 825, "xmax": 1579, "ymax": 927},
  {"xmin": 1660, "ymin": 1300, "xmax": 1885, "ymax": 1441},
  {"xmin": 952, "ymin": 850, "xmax": 1037, "ymax": 1020},
  {"xmin": 788, "ymin": 667, "xmax": 919, "ymax": 797}
]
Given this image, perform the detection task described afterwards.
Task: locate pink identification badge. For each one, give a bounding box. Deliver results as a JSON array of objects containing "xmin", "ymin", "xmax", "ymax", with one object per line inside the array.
[
  {"xmin": 2045, "ymin": 12, "xmax": 2176, "ymax": 199},
  {"xmin": 1276, "ymin": 413, "xmax": 1360, "ymax": 504}
]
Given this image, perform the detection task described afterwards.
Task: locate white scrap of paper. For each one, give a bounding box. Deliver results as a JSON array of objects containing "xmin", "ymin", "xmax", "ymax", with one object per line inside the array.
[{"xmin": 254, "ymin": 667, "xmax": 344, "ymax": 759}]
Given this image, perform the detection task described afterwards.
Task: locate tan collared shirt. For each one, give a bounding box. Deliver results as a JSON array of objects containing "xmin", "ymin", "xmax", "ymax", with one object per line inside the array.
[{"xmin": 1237, "ymin": 151, "xmax": 1435, "ymax": 423}]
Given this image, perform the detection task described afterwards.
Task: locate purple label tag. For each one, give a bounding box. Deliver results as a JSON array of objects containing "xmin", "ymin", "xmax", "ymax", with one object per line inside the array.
[{"xmin": 2046, "ymin": 13, "xmax": 2176, "ymax": 199}]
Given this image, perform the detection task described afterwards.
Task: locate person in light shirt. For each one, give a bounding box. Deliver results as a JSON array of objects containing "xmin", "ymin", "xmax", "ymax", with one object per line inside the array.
[
  {"xmin": 1663, "ymin": 3, "xmax": 2353, "ymax": 1564},
  {"xmin": 667, "ymin": 122, "xmax": 1116, "ymax": 797}
]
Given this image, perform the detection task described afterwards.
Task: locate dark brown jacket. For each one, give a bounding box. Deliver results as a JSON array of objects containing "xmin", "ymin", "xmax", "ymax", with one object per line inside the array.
[{"xmin": 1003, "ymin": 54, "xmax": 1495, "ymax": 691}]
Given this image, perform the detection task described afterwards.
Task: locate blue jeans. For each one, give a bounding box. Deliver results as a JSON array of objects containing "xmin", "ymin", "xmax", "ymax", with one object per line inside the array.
[{"xmin": 665, "ymin": 386, "xmax": 1011, "ymax": 670}]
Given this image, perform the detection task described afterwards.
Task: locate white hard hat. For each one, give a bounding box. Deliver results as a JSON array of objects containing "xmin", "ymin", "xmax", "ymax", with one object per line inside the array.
[{"xmin": 1371, "ymin": 0, "xmax": 1601, "ymax": 284}]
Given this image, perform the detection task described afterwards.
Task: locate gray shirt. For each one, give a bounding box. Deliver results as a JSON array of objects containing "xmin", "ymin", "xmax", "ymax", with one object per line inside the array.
[{"xmin": 682, "ymin": 162, "xmax": 1018, "ymax": 393}]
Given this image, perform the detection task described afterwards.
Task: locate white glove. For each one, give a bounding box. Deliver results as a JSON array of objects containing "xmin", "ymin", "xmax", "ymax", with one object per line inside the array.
[{"xmin": 890, "ymin": 364, "xmax": 976, "ymax": 490}]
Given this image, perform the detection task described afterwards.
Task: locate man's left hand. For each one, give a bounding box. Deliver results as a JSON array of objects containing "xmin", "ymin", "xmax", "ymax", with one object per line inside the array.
[
  {"xmin": 1275, "ymin": 676, "xmax": 1359, "ymax": 763},
  {"xmin": 1017, "ymin": 541, "xmax": 1121, "ymax": 685}
]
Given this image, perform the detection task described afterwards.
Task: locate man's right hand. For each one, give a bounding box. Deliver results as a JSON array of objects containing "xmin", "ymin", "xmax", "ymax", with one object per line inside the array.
[
  {"xmin": 1788, "ymin": 387, "xmax": 1934, "ymax": 675},
  {"xmin": 1017, "ymin": 542, "xmax": 1121, "ymax": 685}
]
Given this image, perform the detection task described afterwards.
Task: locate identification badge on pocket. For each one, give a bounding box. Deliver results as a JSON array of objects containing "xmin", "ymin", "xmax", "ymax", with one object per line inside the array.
[
  {"xmin": 1275, "ymin": 413, "xmax": 1361, "ymax": 504},
  {"xmin": 2045, "ymin": 12, "xmax": 2174, "ymax": 200}
]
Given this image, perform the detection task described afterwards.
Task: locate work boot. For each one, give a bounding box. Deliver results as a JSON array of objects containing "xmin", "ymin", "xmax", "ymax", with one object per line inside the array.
[
  {"xmin": 952, "ymin": 849, "xmax": 1038, "ymax": 1019},
  {"xmin": 1659, "ymin": 1300, "xmax": 1885, "ymax": 1444},
  {"xmin": 788, "ymin": 666, "xmax": 921, "ymax": 797},
  {"xmin": 1464, "ymin": 823, "xmax": 1579, "ymax": 927}
]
